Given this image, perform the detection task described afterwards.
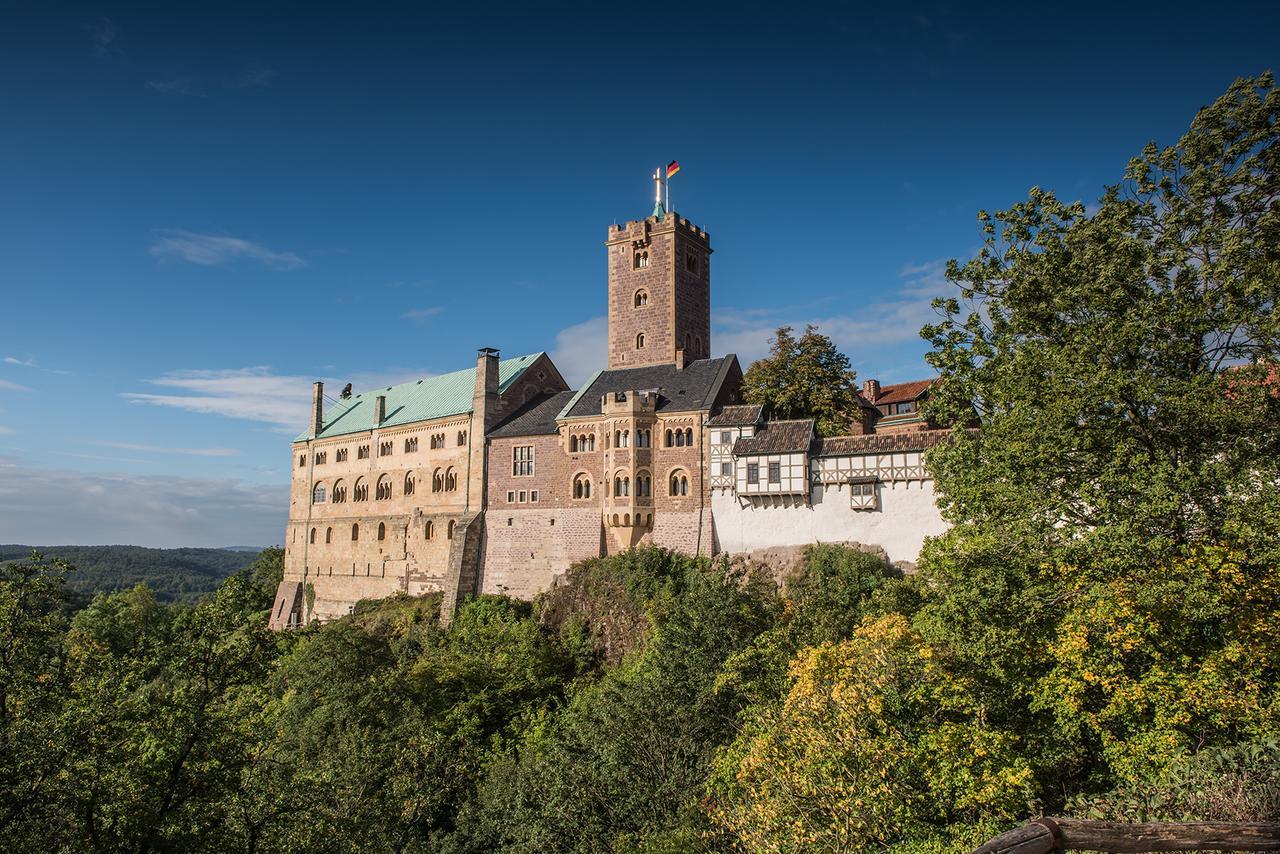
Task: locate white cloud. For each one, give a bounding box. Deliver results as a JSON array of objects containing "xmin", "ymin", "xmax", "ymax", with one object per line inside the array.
[
  {"xmin": 124, "ymin": 367, "xmax": 313, "ymax": 431},
  {"xmin": 149, "ymin": 230, "xmax": 306, "ymax": 270},
  {"xmin": 0, "ymin": 426, "xmax": 13, "ymax": 435},
  {"xmin": 0, "ymin": 379, "xmax": 33, "ymax": 392},
  {"xmin": 92, "ymin": 441, "xmax": 240, "ymax": 458},
  {"xmin": 0, "ymin": 456, "xmax": 286, "ymax": 548},
  {"xmin": 550, "ymin": 316, "xmax": 607, "ymax": 387},
  {"xmin": 401, "ymin": 306, "xmax": 445, "ymax": 321},
  {"xmin": 4, "ymin": 355, "xmax": 72, "ymax": 375},
  {"xmin": 145, "ymin": 77, "xmax": 202, "ymax": 97},
  {"xmin": 714, "ymin": 259, "xmax": 956, "ymax": 369}
]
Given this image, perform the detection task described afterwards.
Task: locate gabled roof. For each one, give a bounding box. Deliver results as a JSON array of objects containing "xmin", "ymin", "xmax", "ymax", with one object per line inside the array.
[
  {"xmin": 814, "ymin": 429, "xmax": 958, "ymax": 456},
  {"xmin": 733, "ymin": 419, "xmax": 814, "ymax": 455},
  {"xmin": 707, "ymin": 403, "xmax": 762, "ymax": 427},
  {"xmin": 873, "ymin": 379, "xmax": 935, "ymax": 405},
  {"xmin": 296, "ymin": 352, "xmax": 545, "ymax": 442},
  {"xmin": 561, "ymin": 356, "xmax": 737, "ymax": 419},
  {"xmin": 489, "ymin": 391, "xmax": 577, "ymax": 438}
]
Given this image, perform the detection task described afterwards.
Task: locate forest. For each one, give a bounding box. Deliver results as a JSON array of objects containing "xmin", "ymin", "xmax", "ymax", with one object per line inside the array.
[{"xmin": 0, "ymin": 75, "xmax": 1277, "ymax": 852}]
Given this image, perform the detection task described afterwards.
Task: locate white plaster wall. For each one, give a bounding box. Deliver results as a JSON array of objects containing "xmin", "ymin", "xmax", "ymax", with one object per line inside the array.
[{"xmin": 711, "ymin": 479, "xmax": 948, "ymax": 563}]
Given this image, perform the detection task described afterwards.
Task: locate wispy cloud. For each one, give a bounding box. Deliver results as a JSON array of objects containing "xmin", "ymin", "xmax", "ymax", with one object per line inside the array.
[
  {"xmin": 714, "ymin": 258, "xmax": 956, "ymax": 368},
  {"xmin": 0, "ymin": 379, "xmax": 33, "ymax": 393},
  {"xmin": 0, "ymin": 456, "xmax": 287, "ymax": 548},
  {"xmin": 0, "ymin": 426, "xmax": 13, "ymax": 436},
  {"xmin": 86, "ymin": 17, "xmax": 121, "ymax": 57},
  {"xmin": 4, "ymin": 355, "xmax": 72, "ymax": 376},
  {"xmin": 550, "ymin": 316, "xmax": 607, "ymax": 387},
  {"xmin": 234, "ymin": 64, "xmax": 276, "ymax": 88},
  {"xmin": 93, "ymin": 441, "xmax": 241, "ymax": 458},
  {"xmin": 149, "ymin": 230, "xmax": 307, "ymax": 270},
  {"xmin": 401, "ymin": 306, "xmax": 445, "ymax": 322},
  {"xmin": 123, "ymin": 366, "xmax": 439, "ymax": 433},
  {"xmin": 145, "ymin": 77, "xmax": 203, "ymax": 97},
  {"xmin": 124, "ymin": 367, "xmax": 314, "ymax": 431}
]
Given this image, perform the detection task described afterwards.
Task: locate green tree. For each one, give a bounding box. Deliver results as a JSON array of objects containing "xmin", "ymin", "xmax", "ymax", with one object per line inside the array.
[
  {"xmin": 741, "ymin": 325, "xmax": 860, "ymax": 435},
  {"xmin": 913, "ymin": 71, "xmax": 1280, "ymax": 804}
]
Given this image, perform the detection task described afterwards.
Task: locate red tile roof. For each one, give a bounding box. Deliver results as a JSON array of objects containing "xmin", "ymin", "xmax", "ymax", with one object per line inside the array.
[{"xmin": 873, "ymin": 379, "xmax": 935, "ymax": 405}]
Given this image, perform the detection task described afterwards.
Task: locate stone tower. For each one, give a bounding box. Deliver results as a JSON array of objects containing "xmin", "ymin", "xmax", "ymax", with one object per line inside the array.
[{"xmin": 605, "ymin": 210, "xmax": 712, "ymax": 369}]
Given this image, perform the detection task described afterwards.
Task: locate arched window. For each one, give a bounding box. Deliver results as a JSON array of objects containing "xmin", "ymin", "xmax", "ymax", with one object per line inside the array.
[
  {"xmin": 665, "ymin": 429, "xmax": 674, "ymax": 447},
  {"xmin": 636, "ymin": 471, "xmax": 651, "ymax": 498},
  {"xmin": 425, "ymin": 520, "xmax": 434, "ymax": 540},
  {"xmin": 351, "ymin": 523, "xmax": 359, "ymax": 541},
  {"xmin": 670, "ymin": 471, "xmax": 689, "ymax": 496},
  {"xmin": 404, "ymin": 472, "xmax": 415, "ymax": 495},
  {"xmin": 457, "ymin": 430, "xmax": 467, "ymax": 446},
  {"xmin": 325, "ymin": 527, "xmax": 332, "ymax": 543},
  {"xmin": 432, "ymin": 468, "xmax": 443, "ymax": 493},
  {"xmin": 447, "ymin": 520, "xmax": 456, "ymax": 539},
  {"xmin": 354, "ymin": 478, "xmax": 368, "ymax": 502},
  {"xmin": 684, "ymin": 427, "xmax": 694, "ymax": 446},
  {"xmin": 634, "ymin": 289, "xmax": 648, "ymax": 307},
  {"xmin": 614, "ymin": 476, "xmax": 622, "ymax": 496},
  {"xmin": 332, "ymin": 479, "xmax": 346, "ymax": 503},
  {"xmin": 586, "ymin": 434, "xmax": 595, "ymax": 451},
  {"xmin": 445, "ymin": 467, "xmax": 457, "ymax": 491},
  {"xmin": 675, "ymin": 429, "xmax": 685, "ymax": 447},
  {"xmin": 312, "ymin": 483, "xmax": 326, "ymax": 504},
  {"xmin": 694, "ymin": 336, "xmax": 702, "ymax": 355},
  {"xmin": 573, "ymin": 474, "xmax": 591, "ymax": 499},
  {"xmin": 636, "ymin": 332, "xmax": 645, "ymax": 349},
  {"xmin": 309, "ymin": 527, "xmax": 316, "ymax": 544},
  {"xmin": 684, "ymin": 333, "xmax": 692, "ymax": 352},
  {"xmin": 570, "ymin": 435, "xmax": 578, "ymax": 452},
  {"xmin": 376, "ymin": 475, "xmax": 392, "ymax": 500},
  {"xmin": 377, "ymin": 522, "xmax": 386, "ymax": 541}
]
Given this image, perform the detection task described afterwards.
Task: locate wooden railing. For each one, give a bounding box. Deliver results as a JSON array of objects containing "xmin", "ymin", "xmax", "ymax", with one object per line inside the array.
[{"xmin": 972, "ymin": 818, "xmax": 1280, "ymax": 852}]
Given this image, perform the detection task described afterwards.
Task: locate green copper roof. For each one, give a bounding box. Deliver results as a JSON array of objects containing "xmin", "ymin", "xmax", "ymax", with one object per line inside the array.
[{"xmin": 296, "ymin": 352, "xmax": 545, "ymax": 442}]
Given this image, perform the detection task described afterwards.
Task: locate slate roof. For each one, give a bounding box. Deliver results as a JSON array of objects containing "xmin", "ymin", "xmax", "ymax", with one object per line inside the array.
[
  {"xmin": 489, "ymin": 391, "xmax": 577, "ymax": 438},
  {"xmin": 814, "ymin": 429, "xmax": 957, "ymax": 456},
  {"xmin": 873, "ymin": 379, "xmax": 935, "ymax": 405},
  {"xmin": 296, "ymin": 353, "xmax": 545, "ymax": 441},
  {"xmin": 707, "ymin": 403, "xmax": 762, "ymax": 427},
  {"xmin": 560, "ymin": 357, "xmax": 737, "ymax": 419},
  {"xmin": 733, "ymin": 419, "xmax": 815, "ymax": 455}
]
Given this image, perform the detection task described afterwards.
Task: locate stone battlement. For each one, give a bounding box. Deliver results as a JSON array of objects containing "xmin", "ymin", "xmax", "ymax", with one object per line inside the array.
[{"xmin": 606, "ymin": 211, "xmax": 710, "ymax": 245}]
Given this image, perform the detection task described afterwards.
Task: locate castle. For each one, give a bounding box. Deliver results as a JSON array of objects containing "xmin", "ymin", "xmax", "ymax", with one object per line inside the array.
[{"xmin": 270, "ymin": 197, "xmax": 950, "ymax": 628}]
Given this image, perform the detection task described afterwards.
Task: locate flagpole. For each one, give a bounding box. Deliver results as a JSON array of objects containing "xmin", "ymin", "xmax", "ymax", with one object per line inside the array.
[{"xmin": 665, "ymin": 167, "xmax": 670, "ymax": 214}]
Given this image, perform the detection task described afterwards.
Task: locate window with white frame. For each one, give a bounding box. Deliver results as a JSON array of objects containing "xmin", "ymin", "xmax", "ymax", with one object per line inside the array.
[{"xmin": 512, "ymin": 445, "xmax": 534, "ymax": 476}]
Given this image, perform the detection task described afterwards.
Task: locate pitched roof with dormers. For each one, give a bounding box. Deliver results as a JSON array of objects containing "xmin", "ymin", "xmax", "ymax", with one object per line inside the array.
[
  {"xmin": 296, "ymin": 352, "xmax": 545, "ymax": 442},
  {"xmin": 732, "ymin": 419, "xmax": 815, "ymax": 455},
  {"xmin": 559, "ymin": 356, "xmax": 739, "ymax": 420}
]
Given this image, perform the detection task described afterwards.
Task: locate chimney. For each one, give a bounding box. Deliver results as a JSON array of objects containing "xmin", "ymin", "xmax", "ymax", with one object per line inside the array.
[
  {"xmin": 675, "ymin": 348, "xmax": 686, "ymax": 371},
  {"xmin": 862, "ymin": 379, "xmax": 880, "ymax": 402},
  {"xmin": 374, "ymin": 395, "xmax": 386, "ymax": 424},
  {"xmin": 474, "ymin": 347, "xmax": 500, "ymax": 431},
  {"xmin": 311, "ymin": 381, "xmax": 324, "ymax": 437}
]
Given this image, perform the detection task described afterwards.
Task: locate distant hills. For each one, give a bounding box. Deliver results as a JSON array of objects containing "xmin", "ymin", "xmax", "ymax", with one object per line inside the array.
[{"xmin": 0, "ymin": 544, "xmax": 263, "ymax": 604}]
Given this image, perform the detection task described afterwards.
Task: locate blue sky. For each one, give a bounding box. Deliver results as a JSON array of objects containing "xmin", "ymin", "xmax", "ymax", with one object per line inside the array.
[{"xmin": 1, "ymin": 2, "xmax": 1276, "ymax": 547}]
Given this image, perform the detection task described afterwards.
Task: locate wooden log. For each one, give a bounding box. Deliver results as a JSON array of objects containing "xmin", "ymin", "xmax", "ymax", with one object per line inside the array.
[
  {"xmin": 971, "ymin": 821, "xmax": 1057, "ymax": 854},
  {"xmin": 1055, "ymin": 818, "xmax": 1280, "ymax": 851}
]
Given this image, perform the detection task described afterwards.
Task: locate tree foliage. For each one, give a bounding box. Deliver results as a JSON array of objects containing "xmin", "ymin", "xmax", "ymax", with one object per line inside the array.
[{"xmin": 741, "ymin": 324, "xmax": 860, "ymax": 435}]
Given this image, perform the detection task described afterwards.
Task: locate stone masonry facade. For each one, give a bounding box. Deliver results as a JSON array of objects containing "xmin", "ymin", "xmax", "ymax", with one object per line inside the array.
[{"xmin": 272, "ymin": 197, "xmax": 948, "ymax": 628}]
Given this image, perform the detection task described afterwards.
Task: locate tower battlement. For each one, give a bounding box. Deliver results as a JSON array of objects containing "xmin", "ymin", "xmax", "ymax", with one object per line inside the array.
[{"xmin": 606, "ymin": 212, "xmax": 711, "ymax": 246}]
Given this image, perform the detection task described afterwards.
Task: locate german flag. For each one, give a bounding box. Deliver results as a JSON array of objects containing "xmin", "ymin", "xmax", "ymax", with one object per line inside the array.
[{"xmin": 666, "ymin": 160, "xmax": 681, "ymax": 179}]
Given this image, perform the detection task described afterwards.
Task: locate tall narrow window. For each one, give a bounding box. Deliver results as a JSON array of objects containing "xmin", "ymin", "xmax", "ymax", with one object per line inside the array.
[
  {"xmin": 351, "ymin": 523, "xmax": 359, "ymax": 541},
  {"xmin": 325, "ymin": 527, "xmax": 332, "ymax": 544},
  {"xmin": 447, "ymin": 520, "xmax": 456, "ymax": 539},
  {"xmin": 636, "ymin": 332, "xmax": 645, "ymax": 349},
  {"xmin": 309, "ymin": 527, "xmax": 316, "ymax": 544},
  {"xmin": 445, "ymin": 468, "xmax": 457, "ymax": 491},
  {"xmin": 426, "ymin": 520, "xmax": 434, "ymax": 540},
  {"xmin": 433, "ymin": 468, "xmax": 443, "ymax": 492},
  {"xmin": 512, "ymin": 446, "xmax": 534, "ymax": 476},
  {"xmin": 377, "ymin": 522, "xmax": 386, "ymax": 541},
  {"xmin": 747, "ymin": 463, "xmax": 759, "ymax": 484},
  {"xmin": 404, "ymin": 472, "xmax": 416, "ymax": 496},
  {"xmin": 768, "ymin": 462, "xmax": 781, "ymax": 483}
]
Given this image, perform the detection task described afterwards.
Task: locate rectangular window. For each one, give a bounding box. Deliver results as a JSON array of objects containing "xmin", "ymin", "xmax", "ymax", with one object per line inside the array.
[
  {"xmin": 768, "ymin": 462, "xmax": 781, "ymax": 483},
  {"xmin": 506, "ymin": 491, "xmax": 515, "ymax": 503},
  {"xmin": 518, "ymin": 490, "xmax": 527, "ymax": 503},
  {"xmin": 747, "ymin": 463, "xmax": 759, "ymax": 484},
  {"xmin": 512, "ymin": 445, "xmax": 534, "ymax": 476},
  {"xmin": 720, "ymin": 462, "xmax": 732, "ymax": 476},
  {"xmin": 720, "ymin": 431, "xmax": 732, "ymax": 444},
  {"xmin": 531, "ymin": 490, "xmax": 539, "ymax": 503}
]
